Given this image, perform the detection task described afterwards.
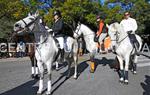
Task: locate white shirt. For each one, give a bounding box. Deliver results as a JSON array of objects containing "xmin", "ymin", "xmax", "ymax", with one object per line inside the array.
[{"xmin": 120, "ymin": 17, "xmax": 138, "ymax": 34}]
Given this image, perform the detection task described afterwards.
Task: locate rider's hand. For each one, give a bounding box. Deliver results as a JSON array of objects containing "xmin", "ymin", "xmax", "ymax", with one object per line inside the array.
[{"xmin": 47, "ymin": 28, "xmax": 53, "ymax": 32}]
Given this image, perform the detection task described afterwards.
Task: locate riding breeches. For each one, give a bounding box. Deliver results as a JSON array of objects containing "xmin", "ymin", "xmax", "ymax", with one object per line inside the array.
[
  {"xmin": 56, "ymin": 37, "xmax": 64, "ymax": 49},
  {"xmin": 98, "ymin": 33, "xmax": 107, "ymax": 43}
]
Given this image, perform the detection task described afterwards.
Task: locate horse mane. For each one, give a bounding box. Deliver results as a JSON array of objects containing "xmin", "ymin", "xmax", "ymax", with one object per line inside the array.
[{"xmin": 81, "ymin": 24, "xmax": 96, "ymax": 33}]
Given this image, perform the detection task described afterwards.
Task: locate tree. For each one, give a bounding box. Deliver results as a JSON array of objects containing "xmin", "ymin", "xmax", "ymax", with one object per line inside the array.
[
  {"xmin": 0, "ymin": 0, "xmax": 30, "ymax": 38},
  {"xmin": 0, "ymin": 0, "xmax": 150, "ymax": 38}
]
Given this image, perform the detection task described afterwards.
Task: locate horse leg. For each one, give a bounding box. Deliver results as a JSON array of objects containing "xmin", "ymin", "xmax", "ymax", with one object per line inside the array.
[
  {"xmin": 34, "ymin": 57, "xmax": 39, "ymax": 79},
  {"xmin": 35, "ymin": 62, "xmax": 39, "ymax": 79},
  {"xmin": 30, "ymin": 56, "xmax": 35, "ymax": 78},
  {"xmin": 132, "ymin": 55, "xmax": 138, "ymax": 74},
  {"xmin": 46, "ymin": 61, "xmax": 52, "ymax": 95},
  {"xmin": 31, "ymin": 56, "xmax": 39, "ymax": 79},
  {"xmin": 31, "ymin": 59, "xmax": 35, "ymax": 78},
  {"xmin": 117, "ymin": 55, "xmax": 124, "ymax": 83},
  {"xmin": 89, "ymin": 52, "xmax": 95, "ymax": 73},
  {"xmin": 37, "ymin": 60, "xmax": 44, "ymax": 95},
  {"xmin": 73, "ymin": 53, "xmax": 78, "ymax": 79},
  {"xmin": 66, "ymin": 59, "xmax": 71, "ymax": 79},
  {"xmin": 124, "ymin": 55, "xmax": 130, "ymax": 84},
  {"xmin": 55, "ymin": 61, "xmax": 59, "ymax": 70}
]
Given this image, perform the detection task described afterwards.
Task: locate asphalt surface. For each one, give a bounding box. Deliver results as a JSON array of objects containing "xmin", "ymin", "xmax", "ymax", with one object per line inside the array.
[{"xmin": 0, "ymin": 52, "xmax": 150, "ymax": 95}]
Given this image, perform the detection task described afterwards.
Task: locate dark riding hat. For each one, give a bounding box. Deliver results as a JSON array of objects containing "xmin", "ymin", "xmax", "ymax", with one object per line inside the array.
[
  {"xmin": 53, "ymin": 10, "xmax": 61, "ymax": 17},
  {"xmin": 96, "ymin": 14, "xmax": 106, "ymax": 20}
]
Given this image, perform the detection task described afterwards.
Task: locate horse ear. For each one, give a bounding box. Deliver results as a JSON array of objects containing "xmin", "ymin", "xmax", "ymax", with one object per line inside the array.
[
  {"xmin": 34, "ymin": 10, "xmax": 39, "ymax": 17},
  {"xmin": 28, "ymin": 12, "xmax": 32, "ymax": 16},
  {"xmin": 78, "ymin": 21, "xmax": 81, "ymax": 25},
  {"xmin": 106, "ymin": 24, "xmax": 110, "ymax": 28}
]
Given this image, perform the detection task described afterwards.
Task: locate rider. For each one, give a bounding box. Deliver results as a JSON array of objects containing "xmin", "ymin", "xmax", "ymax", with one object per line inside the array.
[
  {"xmin": 95, "ymin": 15, "xmax": 108, "ymax": 52},
  {"xmin": 120, "ymin": 12, "xmax": 138, "ymax": 54},
  {"xmin": 51, "ymin": 10, "xmax": 64, "ymax": 61}
]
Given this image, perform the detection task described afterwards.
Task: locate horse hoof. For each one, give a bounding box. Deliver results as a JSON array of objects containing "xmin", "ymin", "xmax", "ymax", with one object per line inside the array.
[
  {"xmin": 34, "ymin": 75, "xmax": 40, "ymax": 79},
  {"xmin": 37, "ymin": 92, "xmax": 42, "ymax": 95},
  {"xmin": 124, "ymin": 80, "xmax": 129, "ymax": 85},
  {"xmin": 73, "ymin": 76, "xmax": 77, "ymax": 80},
  {"xmin": 119, "ymin": 80, "xmax": 124, "ymax": 84},
  {"xmin": 119, "ymin": 78, "xmax": 124, "ymax": 84},
  {"xmin": 56, "ymin": 68, "xmax": 59, "ymax": 71},
  {"xmin": 90, "ymin": 69, "xmax": 94, "ymax": 73},
  {"xmin": 46, "ymin": 91, "xmax": 51, "ymax": 95},
  {"xmin": 133, "ymin": 71, "xmax": 137, "ymax": 75},
  {"xmin": 66, "ymin": 76, "xmax": 70, "ymax": 80},
  {"xmin": 124, "ymin": 82, "xmax": 129, "ymax": 85}
]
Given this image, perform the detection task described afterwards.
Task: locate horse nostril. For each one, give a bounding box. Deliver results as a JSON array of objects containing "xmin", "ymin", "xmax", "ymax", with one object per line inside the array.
[{"xmin": 15, "ymin": 24, "xmax": 19, "ymax": 27}]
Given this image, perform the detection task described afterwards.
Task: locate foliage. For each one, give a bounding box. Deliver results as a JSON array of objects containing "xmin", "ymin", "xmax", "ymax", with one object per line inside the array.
[{"xmin": 0, "ymin": 0, "xmax": 150, "ymax": 38}]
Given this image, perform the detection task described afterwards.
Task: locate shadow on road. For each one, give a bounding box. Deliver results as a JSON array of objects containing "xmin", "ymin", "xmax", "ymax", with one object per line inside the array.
[
  {"xmin": 77, "ymin": 60, "xmax": 89, "ymax": 76},
  {"xmin": 1, "ymin": 79, "xmax": 38, "ymax": 95},
  {"xmin": 43, "ymin": 61, "xmax": 89, "ymax": 95},
  {"xmin": 94, "ymin": 57, "xmax": 119, "ymax": 71},
  {"xmin": 45, "ymin": 57, "xmax": 119, "ymax": 94},
  {"xmin": 50, "ymin": 61, "xmax": 88, "ymax": 95},
  {"xmin": 141, "ymin": 75, "xmax": 150, "ymax": 95}
]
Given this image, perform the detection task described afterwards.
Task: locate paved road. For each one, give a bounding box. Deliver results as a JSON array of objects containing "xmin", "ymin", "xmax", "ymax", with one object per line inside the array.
[{"xmin": 0, "ymin": 52, "xmax": 150, "ymax": 95}]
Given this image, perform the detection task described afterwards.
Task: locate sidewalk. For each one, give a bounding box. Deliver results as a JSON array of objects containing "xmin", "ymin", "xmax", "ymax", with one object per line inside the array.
[{"xmin": 0, "ymin": 57, "xmax": 30, "ymax": 63}]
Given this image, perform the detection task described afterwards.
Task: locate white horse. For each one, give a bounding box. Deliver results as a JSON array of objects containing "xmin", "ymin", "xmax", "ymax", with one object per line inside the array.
[
  {"xmin": 74, "ymin": 23, "xmax": 97, "ymax": 73},
  {"xmin": 106, "ymin": 22, "xmax": 142, "ymax": 84},
  {"xmin": 13, "ymin": 11, "xmax": 78, "ymax": 95}
]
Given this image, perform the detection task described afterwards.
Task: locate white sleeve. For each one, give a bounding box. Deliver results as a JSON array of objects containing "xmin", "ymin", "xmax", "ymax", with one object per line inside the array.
[{"xmin": 132, "ymin": 19, "xmax": 138, "ymax": 32}]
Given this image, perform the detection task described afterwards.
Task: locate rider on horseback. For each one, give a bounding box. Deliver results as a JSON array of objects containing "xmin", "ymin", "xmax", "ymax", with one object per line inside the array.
[
  {"xmin": 51, "ymin": 10, "xmax": 65, "ymax": 61},
  {"xmin": 94, "ymin": 14, "xmax": 108, "ymax": 52},
  {"xmin": 120, "ymin": 12, "xmax": 138, "ymax": 54}
]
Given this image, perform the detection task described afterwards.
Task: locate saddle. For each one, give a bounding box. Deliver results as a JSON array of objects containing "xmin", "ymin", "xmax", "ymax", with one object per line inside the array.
[
  {"xmin": 53, "ymin": 36, "xmax": 71, "ymax": 52},
  {"xmin": 64, "ymin": 37, "xmax": 72, "ymax": 52}
]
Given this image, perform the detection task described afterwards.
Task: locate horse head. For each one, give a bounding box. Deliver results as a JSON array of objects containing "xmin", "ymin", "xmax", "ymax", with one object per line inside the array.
[
  {"xmin": 13, "ymin": 10, "xmax": 39, "ymax": 34},
  {"xmin": 73, "ymin": 22, "xmax": 82, "ymax": 39},
  {"xmin": 106, "ymin": 22, "xmax": 120, "ymax": 51}
]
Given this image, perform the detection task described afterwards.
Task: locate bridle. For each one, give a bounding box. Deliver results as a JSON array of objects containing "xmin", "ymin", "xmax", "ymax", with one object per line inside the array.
[
  {"xmin": 110, "ymin": 31, "xmax": 119, "ymax": 44},
  {"xmin": 74, "ymin": 23, "xmax": 81, "ymax": 37},
  {"xmin": 110, "ymin": 29, "xmax": 128, "ymax": 45},
  {"xmin": 16, "ymin": 16, "xmax": 38, "ymax": 33}
]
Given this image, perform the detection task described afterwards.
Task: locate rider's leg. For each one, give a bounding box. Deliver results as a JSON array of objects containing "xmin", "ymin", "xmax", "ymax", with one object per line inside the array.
[
  {"xmin": 128, "ymin": 34, "xmax": 138, "ymax": 54},
  {"xmin": 98, "ymin": 33, "xmax": 107, "ymax": 52},
  {"xmin": 56, "ymin": 37, "xmax": 64, "ymax": 62}
]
